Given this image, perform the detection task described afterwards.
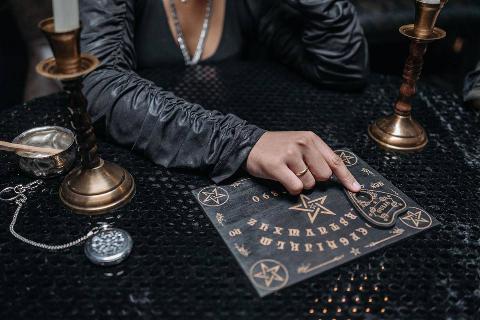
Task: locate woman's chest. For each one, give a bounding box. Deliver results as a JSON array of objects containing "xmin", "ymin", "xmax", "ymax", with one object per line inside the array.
[{"xmin": 134, "ymin": 0, "xmax": 245, "ymax": 68}]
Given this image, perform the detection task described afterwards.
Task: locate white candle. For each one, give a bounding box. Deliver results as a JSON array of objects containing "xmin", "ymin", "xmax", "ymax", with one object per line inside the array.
[{"xmin": 53, "ymin": 0, "xmax": 80, "ymax": 32}]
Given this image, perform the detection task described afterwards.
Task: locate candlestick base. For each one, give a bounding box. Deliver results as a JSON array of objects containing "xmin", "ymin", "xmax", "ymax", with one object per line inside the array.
[
  {"xmin": 59, "ymin": 159, "xmax": 135, "ymax": 215},
  {"xmin": 36, "ymin": 53, "xmax": 99, "ymax": 81},
  {"xmin": 368, "ymin": 113, "xmax": 428, "ymax": 152},
  {"xmin": 399, "ymin": 24, "xmax": 446, "ymax": 42}
]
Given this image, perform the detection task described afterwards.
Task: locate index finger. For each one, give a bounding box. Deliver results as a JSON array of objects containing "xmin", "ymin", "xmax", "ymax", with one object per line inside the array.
[{"xmin": 314, "ymin": 140, "xmax": 361, "ymax": 192}]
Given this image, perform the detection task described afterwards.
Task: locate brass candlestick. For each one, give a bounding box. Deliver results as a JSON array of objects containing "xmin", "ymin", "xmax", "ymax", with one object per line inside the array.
[
  {"xmin": 368, "ymin": 0, "xmax": 447, "ymax": 151},
  {"xmin": 36, "ymin": 18, "xmax": 135, "ymax": 215}
]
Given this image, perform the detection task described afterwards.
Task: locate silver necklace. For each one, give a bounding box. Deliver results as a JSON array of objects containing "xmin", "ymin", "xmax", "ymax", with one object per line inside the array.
[
  {"xmin": 0, "ymin": 181, "xmax": 132, "ymax": 266},
  {"xmin": 169, "ymin": 0, "xmax": 213, "ymax": 65}
]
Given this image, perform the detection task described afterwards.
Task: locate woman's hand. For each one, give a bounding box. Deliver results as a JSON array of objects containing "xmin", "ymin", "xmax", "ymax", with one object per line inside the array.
[{"xmin": 246, "ymin": 131, "xmax": 361, "ymax": 195}]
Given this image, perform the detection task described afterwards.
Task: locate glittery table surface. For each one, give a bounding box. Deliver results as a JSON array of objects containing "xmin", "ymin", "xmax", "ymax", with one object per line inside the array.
[{"xmin": 0, "ymin": 62, "xmax": 479, "ymax": 319}]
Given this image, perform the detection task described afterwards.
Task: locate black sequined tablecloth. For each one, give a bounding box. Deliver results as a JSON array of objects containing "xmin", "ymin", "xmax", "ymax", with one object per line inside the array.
[{"xmin": 0, "ymin": 62, "xmax": 479, "ymax": 319}]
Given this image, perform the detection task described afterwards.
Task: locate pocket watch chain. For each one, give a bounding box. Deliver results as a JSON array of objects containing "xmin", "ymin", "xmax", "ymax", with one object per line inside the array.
[{"xmin": 0, "ymin": 180, "xmax": 106, "ymax": 250}]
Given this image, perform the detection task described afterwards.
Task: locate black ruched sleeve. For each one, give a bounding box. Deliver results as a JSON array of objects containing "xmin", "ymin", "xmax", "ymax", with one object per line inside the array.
[
  {"xmin": 79, "ymin": 0, "xmax": 265, "ymax": 182},
  {"xmin": 254, "ymin": 0, "xmax": 369, "ymax": 90}
]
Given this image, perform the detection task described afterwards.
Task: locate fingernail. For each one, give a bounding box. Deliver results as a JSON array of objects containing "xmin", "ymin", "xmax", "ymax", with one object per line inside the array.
[{"xmin": 352, "ymin": 181, "xmax": 361, "ymax": 191}]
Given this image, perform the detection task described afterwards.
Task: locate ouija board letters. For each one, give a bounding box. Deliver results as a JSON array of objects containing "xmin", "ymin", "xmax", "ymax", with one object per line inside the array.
[{"xmin": 192, "ymin": 149, "xmax": 439, "ymax": 297}]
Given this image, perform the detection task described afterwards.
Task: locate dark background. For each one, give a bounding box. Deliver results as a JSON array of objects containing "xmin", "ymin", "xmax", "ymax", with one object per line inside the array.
[
  {"xmin": 1, "ymin": 1, "xmax": 479, "ymax": 318},
  {"xmin": 1, "ymin": 0, "xmax": 480, "ymax": 108}
]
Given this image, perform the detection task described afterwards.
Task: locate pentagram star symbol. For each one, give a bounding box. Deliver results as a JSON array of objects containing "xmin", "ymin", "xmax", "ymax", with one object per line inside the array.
[
  {"xmin": 339, "ymin": 151, "xmax": 356, "ymax": 166},
  {"xmin": 201, "ymin": 188, "xmax": 227, "ymax": 205},
  {"xmin": 402, "ymin": 210, "xmax": 429, "ymax": 227},
  {"xmin": 350, "ymin": 247, "xmax": 361, "ymax": 256},
  {"xmin": 253, "ymin": 262, "xmax": 285, "ymax": 288},
  {"xmin": 289, "ymin": 194, "xmax": 335, "ymax": 224}
]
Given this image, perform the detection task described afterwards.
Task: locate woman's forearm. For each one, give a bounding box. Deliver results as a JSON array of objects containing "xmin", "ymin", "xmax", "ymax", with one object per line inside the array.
[{"xmin": 80, "ymin": 0, "xmax": 265, "ymax": 182}]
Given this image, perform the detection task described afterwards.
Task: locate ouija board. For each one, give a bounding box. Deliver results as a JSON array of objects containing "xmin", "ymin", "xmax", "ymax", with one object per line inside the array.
[{"xmin": 192, "ymin": 150, "xmax": 439, "ymax": 297}]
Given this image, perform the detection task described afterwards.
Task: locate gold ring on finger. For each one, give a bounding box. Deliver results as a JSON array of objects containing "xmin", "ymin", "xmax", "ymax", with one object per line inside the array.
[{"xmin": 295, "ymin": 167, "xmax": 309, "ymax": 177}]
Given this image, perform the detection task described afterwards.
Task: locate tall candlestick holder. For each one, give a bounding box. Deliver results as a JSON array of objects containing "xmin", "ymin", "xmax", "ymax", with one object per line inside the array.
[
  {"xmin": 36, "ymin": 18, "xmax": 135, "ymax": 215},
  {"xmin": 368, "ymin": 0, "xmax": 447, "ymax": 151}
]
